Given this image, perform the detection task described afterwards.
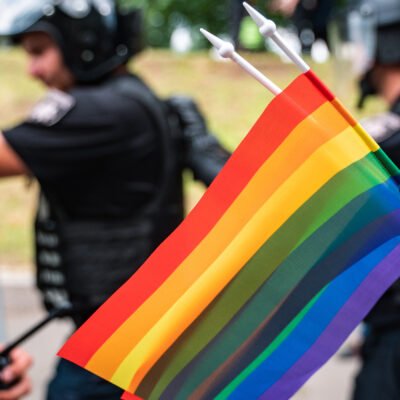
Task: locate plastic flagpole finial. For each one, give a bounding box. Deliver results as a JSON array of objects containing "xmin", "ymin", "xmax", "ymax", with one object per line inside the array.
[
  {"xmin": 200, "ymin": 28, "xmax": 282, "ymax": 96},
  {"xmin": 242, "ymin": 2, "xmax": 310, "ymax": 73},
  {"xmin": 200, "ymin": 28, "xmax": 235, "ymax": 59},
  {"xmin": 242, "ymin": 1, "xmax": 277, "ymax": 37}
]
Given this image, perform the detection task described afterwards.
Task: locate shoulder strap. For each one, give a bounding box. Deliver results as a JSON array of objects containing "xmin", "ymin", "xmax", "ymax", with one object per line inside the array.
[{"xmin": 107, "ymin": 75, "xmax": 176, "ymax": 214}]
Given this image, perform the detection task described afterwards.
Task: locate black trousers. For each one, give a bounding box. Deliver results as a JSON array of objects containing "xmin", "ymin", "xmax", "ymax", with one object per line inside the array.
[
  {"xmin": 353, "ymin": 328, "xmax": 400, "ymax": 400},
  {"xmin": 47, "ymin": 358, "xmax": 123, "ymax": 400}
]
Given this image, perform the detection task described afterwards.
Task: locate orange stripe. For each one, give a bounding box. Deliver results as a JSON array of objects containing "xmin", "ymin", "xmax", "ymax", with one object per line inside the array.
[
  {"xmin": 331, "ymin": 98, "xmax": 358, "ymax": 127},
  {"xmin": 59, "ymin": 73, "xmax": 326, "ymax": 368},
  {"xmin": 118, "ymin": 125, "xmax": 371, "ymax": 392},
  {"xmin": 84, "ymin": 101, "xmax": 348, "ymax": 380},
  {"xmin": 331, "ymin": 98, "xmax": 380, "ymax": 154}
]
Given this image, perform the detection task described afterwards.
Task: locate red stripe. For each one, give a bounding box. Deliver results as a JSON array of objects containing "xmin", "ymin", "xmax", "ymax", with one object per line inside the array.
[
  {"xmin": 305, "ymin": 70, "xmax": 335, "ymax": 102},
  {"xmin": 58, "ymin": 73, "xmax": 327, "ymax": 367},
  {"xmin": 121, "ymin": 392, "xmax": 142, "ymax": 400}
]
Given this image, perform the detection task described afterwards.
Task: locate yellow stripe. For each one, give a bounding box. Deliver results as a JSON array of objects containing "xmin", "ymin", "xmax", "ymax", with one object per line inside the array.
[
  {"xmin": 331, "ymin": 98, "xmax": 379, "ymax": 152},
  {"xmin": 111, "ymin": 126, "xmax": 371, "ymax": 391},
  {"xmin": 354, "ymin": 124, "xmax": 380, "ymax": 152},
  {"xmin": 85, "ymin": 101, "xmax": 347, "ymax": 380}
]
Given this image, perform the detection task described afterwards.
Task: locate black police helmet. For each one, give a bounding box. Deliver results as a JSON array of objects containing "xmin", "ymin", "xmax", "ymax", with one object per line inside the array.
[{"xmin": 0, "ymin": 0, "xmax": 144, "ymax": 83}]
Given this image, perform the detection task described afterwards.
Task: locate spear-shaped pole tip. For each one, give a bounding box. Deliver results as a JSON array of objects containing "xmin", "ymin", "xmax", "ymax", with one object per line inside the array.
[
  {"xmin": 200, "ymin": 28, "xmax": 235, "ymax": 59},
  {"xmin": 200, "ymin": 28, "xmax": 282, "ymax": 95},
  {"xmin": 242, "ymin": 2, "xmax": 310, "ymax": 72},
  {"xmin": 242, "ymin": 2, "xmax": 277, "ymax": 38}
]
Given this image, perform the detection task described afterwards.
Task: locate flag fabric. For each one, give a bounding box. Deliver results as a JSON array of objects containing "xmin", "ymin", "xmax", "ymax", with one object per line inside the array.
[
  {"xmin": 121, "ymin": 392, "xmax": 142, "ymax": 400},
  {"xmin": 59, "ymin": 70, "xmax": 400, "ymax": 400}
]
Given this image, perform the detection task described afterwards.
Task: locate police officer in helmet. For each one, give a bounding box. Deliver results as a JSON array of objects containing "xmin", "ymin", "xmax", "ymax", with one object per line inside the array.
[
  {"xmin": 332, "ymin": 1, "xmax": 400, "ymax": 399},
  {"xmin": 0, "ymin": 0, "xmax": 230, "ymax": 398}
]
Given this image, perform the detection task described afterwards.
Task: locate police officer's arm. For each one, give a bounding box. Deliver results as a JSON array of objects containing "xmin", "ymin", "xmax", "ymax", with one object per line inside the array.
[
  {"xmin": 0, "ymin": 132, "xmax": 29, "ymax": 177},
  {"xmin": 167, "ymin": 96, "xmax": 231, "ymax": 186}
]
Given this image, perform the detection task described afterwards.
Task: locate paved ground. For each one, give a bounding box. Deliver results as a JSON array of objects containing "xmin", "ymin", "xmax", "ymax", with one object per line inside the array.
[{"xmin": 1, "ymin": 271, "xmax": 361, "ymax": 400}]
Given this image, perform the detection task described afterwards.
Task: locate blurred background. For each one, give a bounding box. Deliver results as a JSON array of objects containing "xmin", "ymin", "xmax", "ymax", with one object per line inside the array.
[{"xmin": 0, "ymin": 0, "xmax": 385, "ymax": 398}]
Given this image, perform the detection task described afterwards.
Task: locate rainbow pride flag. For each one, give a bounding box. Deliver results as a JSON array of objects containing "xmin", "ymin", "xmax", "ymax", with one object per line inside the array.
[{"xmin": 59, "ymin": 70, "xmax": 400, "ymax": 400}]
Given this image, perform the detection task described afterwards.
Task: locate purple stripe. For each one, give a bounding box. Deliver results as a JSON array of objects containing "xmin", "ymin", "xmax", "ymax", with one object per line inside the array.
[{"xmin": 259, "ymin": 242, "xmax": 400, "ymax": 400}]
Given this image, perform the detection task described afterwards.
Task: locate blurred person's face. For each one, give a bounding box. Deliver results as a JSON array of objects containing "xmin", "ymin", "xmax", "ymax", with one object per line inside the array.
[
  {"xmin": 21, "ymin": 32, "xmax": 75, "ymax": 91},
  {"xmin": 369, "ymin": 63, "xmax": 400, "ymax": 105}
]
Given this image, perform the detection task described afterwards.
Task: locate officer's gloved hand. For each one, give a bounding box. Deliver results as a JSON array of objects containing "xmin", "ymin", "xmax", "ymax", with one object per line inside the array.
[
  {"xmin": 167, "ymin": 96, "xmax": 231, "ymax": 186},
  {"xmin": 0, "ymin": 345, "xmax": 32, "ymax": 400}
]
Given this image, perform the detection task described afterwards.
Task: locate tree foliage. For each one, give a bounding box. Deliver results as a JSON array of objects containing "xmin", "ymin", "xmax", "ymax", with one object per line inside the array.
[{"xmin": 117, "ymin": 0, "xmax": 276, "ymax": 48}]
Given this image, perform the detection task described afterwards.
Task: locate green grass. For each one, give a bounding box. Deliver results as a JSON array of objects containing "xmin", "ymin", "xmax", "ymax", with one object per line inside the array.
[
  {"xmin": 0, "ymin": 178, "xmax": 36, "ymax": 267},
  {"xmin": 0, "ymin": 48, "xmax": 386, "ymax": 267}
]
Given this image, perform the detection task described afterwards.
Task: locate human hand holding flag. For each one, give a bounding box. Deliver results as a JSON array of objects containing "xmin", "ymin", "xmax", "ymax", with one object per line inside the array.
[{"xmin": 59, "ymin": 4, "xmax": 400, "ymax": 399}]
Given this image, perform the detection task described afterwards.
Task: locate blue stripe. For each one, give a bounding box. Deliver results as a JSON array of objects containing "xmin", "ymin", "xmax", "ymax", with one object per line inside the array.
[
  {"xmin": 161, "ymin": 180, "xmax": 400, "ymax": 400},
  {"xmin": 228, "ymin": 238, "xmax": 400, "ymax": 399}
]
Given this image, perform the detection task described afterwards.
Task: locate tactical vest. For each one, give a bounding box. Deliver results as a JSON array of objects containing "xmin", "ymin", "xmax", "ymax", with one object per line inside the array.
[{"xmin": 36, "ymin": 76, "xmax": 184, "ymax": 326}]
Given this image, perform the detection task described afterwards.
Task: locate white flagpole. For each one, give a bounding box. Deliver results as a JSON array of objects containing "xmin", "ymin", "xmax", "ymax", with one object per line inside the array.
[
  {"xmin": 242, "ymin": 2, "xmax": 310, "ymax": 73},
  {"xmin": 200, "ymin": 28, "xmax": 282, "ymax": 96}
]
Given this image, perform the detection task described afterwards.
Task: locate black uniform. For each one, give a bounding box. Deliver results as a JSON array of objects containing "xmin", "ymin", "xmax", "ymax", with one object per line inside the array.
[
  {"xmin": 3, "ymin": 73, "xmax": 230, "ymax": 399},
  {"xmin": 352, "ymin": 96, "xmax": 400, "ymax": 400}
]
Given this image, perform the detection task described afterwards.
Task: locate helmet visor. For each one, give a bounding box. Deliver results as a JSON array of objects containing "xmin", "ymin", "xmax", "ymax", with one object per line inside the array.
[
  {"xmin": 330, "ymin": 4, "xmax": 377, "ymax": 77},
  {"xmin": 0, "ymin": 0, "xmax": 55, "ymax": 36},
  {"xmin": 0, "ymin": 0, "xmax": 116, "ymax": 38}
]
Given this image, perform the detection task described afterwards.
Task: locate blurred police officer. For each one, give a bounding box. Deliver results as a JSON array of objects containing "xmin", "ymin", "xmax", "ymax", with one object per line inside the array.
[
  {"xmin": 269, "ymin": 0, "xmax": 333, "ymax": 52},
  {"xmin": 332, "ymin": 1, "xmax": 400, "ymax": 399},
  {"xmin": 0, "ymin": 0, "xmax": 230, "ymax": 398}
]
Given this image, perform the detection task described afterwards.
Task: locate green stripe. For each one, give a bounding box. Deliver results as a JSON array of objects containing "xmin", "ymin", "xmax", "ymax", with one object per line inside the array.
[
  {"xmin": 375, "ymin": 148, "xmax": 400, "ymax": 179},
  {"xmin": 171, "ymin": 162, "xmax": 392, "ymax": 400},
  {"xmin": 137, "ymin": 153, "xmax": 389, "ymax": 400},
  {"xmin": 215, "ymin": 286, "xmax": 327, "ymax": 400}
]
